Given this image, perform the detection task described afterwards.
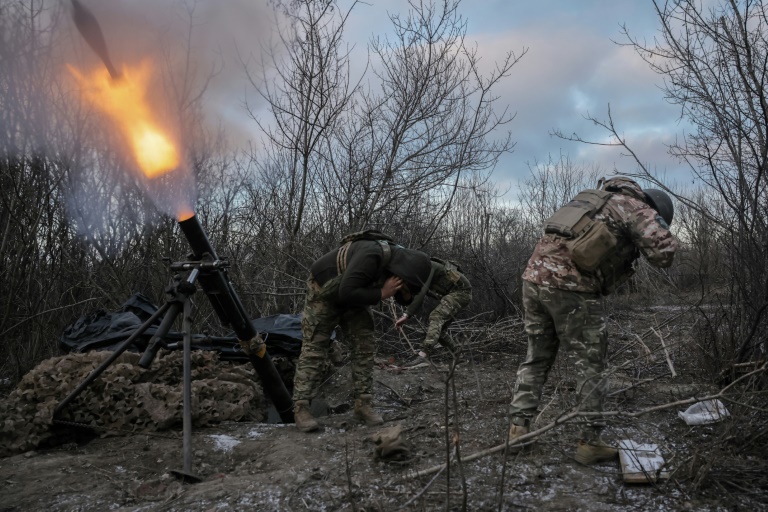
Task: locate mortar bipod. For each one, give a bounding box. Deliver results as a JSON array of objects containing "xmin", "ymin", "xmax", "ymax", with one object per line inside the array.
[{"xmin": 53, "ymin": 265, "xmax": 207, "ymax": 482}]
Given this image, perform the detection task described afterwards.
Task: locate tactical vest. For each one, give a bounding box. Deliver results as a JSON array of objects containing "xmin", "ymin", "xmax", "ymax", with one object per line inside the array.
[{"xmin": 544, "ymin": 189, "xmax": 617, "ymax": 273}]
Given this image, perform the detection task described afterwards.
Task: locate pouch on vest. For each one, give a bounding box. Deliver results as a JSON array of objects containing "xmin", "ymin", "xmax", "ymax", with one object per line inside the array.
[
  {"xmin": 544, "ymin": 190, "xmax": 612, "ymax": 237},
  {"xmin": 569, "ymin": 220, "xmax": 617, "ymax": 272},
  {"xmin": 543, "ymin": 189, "xmax": 616, "ymax": 272}
]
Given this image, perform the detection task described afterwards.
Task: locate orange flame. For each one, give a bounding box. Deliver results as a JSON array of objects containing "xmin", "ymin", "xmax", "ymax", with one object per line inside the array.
[
  {"xmin": 69, "ymin": 60, "xmax": 179, "ymax": 179},
  {"xmin": 177, "ymin": 208, "xmax": 195, "ymax": 222}
]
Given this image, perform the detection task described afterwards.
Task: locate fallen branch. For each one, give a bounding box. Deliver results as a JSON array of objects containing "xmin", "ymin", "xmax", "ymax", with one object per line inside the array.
[
  {"xmin": 402, "ymin": 364, "xmax": 767, "ymax": 479},
  {"xmin": 652, "ymin": 326, "xmax": 677, "ymax": 377},
  {"xmin": 397, "ymin": 466, "xmax": 446, "ymax": 510}
]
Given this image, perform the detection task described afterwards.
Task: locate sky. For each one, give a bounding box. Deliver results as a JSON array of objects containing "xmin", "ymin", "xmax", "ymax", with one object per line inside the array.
[
  {"xmin": 345, "ymin": 0, "xmax": 691, "ymax": 197},
  {"xmin": 58, "ymin": 0, "xmax": 692, "ymax": 200}
]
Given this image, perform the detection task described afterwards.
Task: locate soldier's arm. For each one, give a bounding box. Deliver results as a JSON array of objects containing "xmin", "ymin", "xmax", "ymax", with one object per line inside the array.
[
  {"xmin": 338, "ymin": 245, "xmax": 387, "ymax": 305},
  {"xmin": 628, "ymin": 205, "xmax": 678, "ymax": 268},
  {"xmin": 403, "ymin": 262, "xmax": 437, "ymax": 317}
]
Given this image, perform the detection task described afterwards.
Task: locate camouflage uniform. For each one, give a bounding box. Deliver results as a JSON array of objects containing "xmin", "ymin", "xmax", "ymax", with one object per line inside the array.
[
  {"xmin": 404, "ymin": 259, "xmax": 472, "ymax": 353},
  {"xmin": 510, "ymin": 178, "xmax": 678, "ymax": 435},
  {"xmin": 293, "ymin": 276, "xmax": 376, "ymax": 400},
  {"xmin": 293, "ymin": 241, "xmax": 432, "ymax": 402}
]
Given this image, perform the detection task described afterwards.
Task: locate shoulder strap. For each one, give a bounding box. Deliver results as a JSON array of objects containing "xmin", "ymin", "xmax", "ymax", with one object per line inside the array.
[
  {"xmin": 336, "ymin": 241, "xmax": 352, "ymax": 275},
  {"xmin": 378, "ymin": 240, "xmax": 392, "ymax": 269},
  {"xmin": 336, "ymin": 239, "xmax": 392, "ymax": 275}
]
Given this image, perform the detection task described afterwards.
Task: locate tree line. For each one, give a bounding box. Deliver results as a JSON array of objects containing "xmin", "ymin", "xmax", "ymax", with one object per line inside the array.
[{"xmin": 1, "ymin": 0, "xmax": 765, "ymax": 384}]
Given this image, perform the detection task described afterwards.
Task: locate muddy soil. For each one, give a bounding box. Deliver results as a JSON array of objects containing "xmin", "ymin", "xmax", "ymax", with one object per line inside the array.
[{"xmin": 0, "ymin": 341, "xmax": 748, "ymax": 512}]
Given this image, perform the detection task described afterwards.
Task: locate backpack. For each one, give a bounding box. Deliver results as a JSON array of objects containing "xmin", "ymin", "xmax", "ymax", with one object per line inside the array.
[
  {"xmin": 336, "ymin": 229, "xmax": 395, "ymax": 274},
  {"xmin": 544, "ymin": 189, "xmax": 617, "ymax": 272}
]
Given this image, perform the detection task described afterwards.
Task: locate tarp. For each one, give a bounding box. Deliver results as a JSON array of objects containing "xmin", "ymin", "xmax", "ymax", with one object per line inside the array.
[{"xmin": 59, "ymin": 293, "xmax": 304, "ymax": 360}]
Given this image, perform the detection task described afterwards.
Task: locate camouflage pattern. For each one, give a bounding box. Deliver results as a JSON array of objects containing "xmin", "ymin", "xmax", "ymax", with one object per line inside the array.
[
  {"xmin": 509, "ymin": 280, "xmax": 608, "ymax": 428},
  {"xmin": 293, "ymin": 276, "xmax": 376, "ymax": 401},
  {"xmin": 423, "ymin": 270, "xmax": 472, "ymax": 351},
  {"xmin": 512, "ymin": 178, "xmax": 679, "ymax": 434},
  {"xmin": 522, "ymin": 178, "xmax": 678, "ymax": 295},
  {"xmin": 0, "ymin": 350, "xmax": 264, "ymax": 456}
]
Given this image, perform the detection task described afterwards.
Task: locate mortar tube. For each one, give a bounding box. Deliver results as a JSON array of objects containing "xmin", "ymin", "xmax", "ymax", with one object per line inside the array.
[{"xmin": 177, "ymin": 215, "xmax": 294, "ymax": 422}]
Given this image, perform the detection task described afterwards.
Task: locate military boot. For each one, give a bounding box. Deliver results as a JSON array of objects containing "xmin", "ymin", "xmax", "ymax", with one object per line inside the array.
[
  {"xmin": 574, "ymin": 439, "xmax": 619, "ymax": 465},
  {"xmin": 508, "ymin": 424, "xmax": 529, "ymax": 442},
  {"xmin": 354, "ymin": 394, "xmax": 384, "ymax": 426},
  {"xmin": 293, "ymin": 400, "xmax": 319, "ymax": 432},
  {"xmin": 507, "ymin": 421, "xmax": 530, "ymax": 452}
]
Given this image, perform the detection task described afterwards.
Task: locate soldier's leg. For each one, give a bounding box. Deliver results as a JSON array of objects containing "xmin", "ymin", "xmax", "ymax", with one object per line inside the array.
[
  {"xmin": 424, "ymin": 300, "xmax": 451, "ymax": 351},
  {"xmin": 341, "ymin": 307, "xmax": 383, "ymax": 425},
  {"xmin": 509, "ymin": 281, "xmax": 560, "ymax": 426},
  {"xmin": 551, "ymin": 290, "xmax": 608, "ymax": 437},
  {"xmin": 429, "ymin": 288, "xmax": 473, "ymax": 353},
  {"xmin": 340, "ymin": 306, "xmax": 376, "ymax": 397},
  {"xmin": 293, "ymin": 278, "xmax": 342, "ymax": 402}
]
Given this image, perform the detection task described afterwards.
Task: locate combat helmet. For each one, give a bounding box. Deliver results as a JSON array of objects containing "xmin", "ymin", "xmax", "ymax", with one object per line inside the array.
[{"xmin": 643, "ymin": 189, "xmax": 674, "ymax": 226}]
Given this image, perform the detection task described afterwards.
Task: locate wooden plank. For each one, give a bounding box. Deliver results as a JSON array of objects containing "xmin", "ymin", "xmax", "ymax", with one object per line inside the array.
[{"xmin": 618, "ymin": 440, "xmax": 669, "ymax": 484}]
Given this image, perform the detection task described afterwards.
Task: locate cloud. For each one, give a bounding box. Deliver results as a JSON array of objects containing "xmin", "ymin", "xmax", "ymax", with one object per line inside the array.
[{"xmin": 465, "ymin": 10, "xmax": 688, "ymax": 196}]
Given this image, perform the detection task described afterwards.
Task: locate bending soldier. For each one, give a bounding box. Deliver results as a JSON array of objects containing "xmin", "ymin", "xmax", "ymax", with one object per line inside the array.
[
  {"xmin": 508, "ymin": 177, "xmax": 678, "ymax": 464},
  {"xmin": 395, "ymin": 257, "xmax": 472, "ymax": 357},
  {"xmin": 293, "ymin": 238, "xmax": 432, "ymax": 432}
]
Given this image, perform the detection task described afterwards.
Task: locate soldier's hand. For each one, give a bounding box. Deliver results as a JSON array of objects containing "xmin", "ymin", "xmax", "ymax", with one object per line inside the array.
[
  {"xmin": 395, "ymin": 314, "xmax": 408, "ymax": 328},
  {"xmin": 381, "ymin": 276, "xmax": 404, "ymax": 300}
]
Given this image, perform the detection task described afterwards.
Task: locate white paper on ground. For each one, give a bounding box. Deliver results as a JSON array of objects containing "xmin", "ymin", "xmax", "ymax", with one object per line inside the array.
[
  {"xmin": 618, "ymin": 439, "xmax": 669, "ymax": 483},
  {"xmin": 678, "ymin": 399, "xmax": 730, "ymax": 426}
]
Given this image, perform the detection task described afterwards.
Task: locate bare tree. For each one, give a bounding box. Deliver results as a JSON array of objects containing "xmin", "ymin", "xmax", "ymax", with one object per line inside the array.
[
  {"xmin": 552, "ymin": 0, "xmax": 768, "ymax": 363},
  {"xmin": 518, "ymin": 152, "xmax": 603, "ymax": 233},
  {"xmin": 627, "ymin": 0, "xmax": 768, "ymax": 363},
  {"xmin": 239, "ymin": 0, "xmax": 361, "ymax": 310},
  {"xmin": 337, "ymin": 0, "xmax": 524, "ymax": 245}
]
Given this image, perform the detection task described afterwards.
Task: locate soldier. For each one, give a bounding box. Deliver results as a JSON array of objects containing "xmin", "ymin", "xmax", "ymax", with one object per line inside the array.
[
  {"xmin": 293, "ymin": 238, "xmax": 432, "ymax": 432},
  {"xmin": 508, "ymin": 177, "xmax": 678, "ymax": 464},
  {"xmin": 395, "ymin": 257, "xmax": 472, "ymax": 358}
]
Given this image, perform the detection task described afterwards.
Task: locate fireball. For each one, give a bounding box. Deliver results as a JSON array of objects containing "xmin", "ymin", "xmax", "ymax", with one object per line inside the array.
[{"xmin": 68, "ymin": 60, "xmax": 179, "ymax": 180}]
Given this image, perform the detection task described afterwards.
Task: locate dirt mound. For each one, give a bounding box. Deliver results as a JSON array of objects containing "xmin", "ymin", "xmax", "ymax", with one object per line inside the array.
[{"xmin": 0, "ymin": 350, "xmax": 265, "ymax": 456}]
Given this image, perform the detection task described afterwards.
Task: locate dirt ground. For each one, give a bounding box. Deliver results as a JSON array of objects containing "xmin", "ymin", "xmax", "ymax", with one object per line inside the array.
[{"xmin": 0, "ymin": 308, "xmax": 760, "ymax": 511}]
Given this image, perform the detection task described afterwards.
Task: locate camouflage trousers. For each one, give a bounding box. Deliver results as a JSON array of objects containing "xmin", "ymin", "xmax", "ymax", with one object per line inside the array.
[
  {"xmin": 424, "ymin": 276, "xmax": 472, "ymax": 352},
  {"xmin": 293, "ymin": 276, "xmax": 375, "ymax": 401},
  {"xmin": 509, "ymin": 280, "xmax": 608, "ymax": 433}
]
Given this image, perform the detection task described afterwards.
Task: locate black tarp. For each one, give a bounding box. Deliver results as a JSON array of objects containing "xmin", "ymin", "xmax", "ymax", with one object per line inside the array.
[{"xmin": 59, "ymin": 293, "xmax": 304, "ymax": 360}]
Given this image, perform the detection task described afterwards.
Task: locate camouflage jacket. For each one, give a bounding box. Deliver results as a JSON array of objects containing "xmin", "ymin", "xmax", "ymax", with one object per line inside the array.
[
  {"xmin": 522, "ymin": 178, "xmax": 678, "ymax": 295},
  {"xmin": 404, "ymin": 259, "xmax": 471, "ymax": 317}
]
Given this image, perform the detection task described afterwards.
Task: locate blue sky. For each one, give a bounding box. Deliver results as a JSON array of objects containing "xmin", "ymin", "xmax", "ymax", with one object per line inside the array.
[{"xmin": 345, "ymin": 1, "xmax": 690, "ymax": 196}]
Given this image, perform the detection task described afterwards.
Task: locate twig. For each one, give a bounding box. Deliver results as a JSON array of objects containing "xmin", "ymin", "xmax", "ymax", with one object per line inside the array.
[
  {"xmin": 386, "ymin": 299, "xmax": 419, "ymax": 354},
  {"xmin": 375, "ymin": 379, "xmax": 411, "ymax": 406},
  {"xmin": 448, "ymin": 358, "xmax": 468, "ymax": 510},
  {"xmin": 497, "ymin": 416, "xmax": 512, "ymax": 511},
  {"xmin": 397, "ymin": 466, "xmax": 446, "ymax": 510},
  {"xmin": 607, "ymin": 377, "xmax": 657, "ymax": 397},
  {"xmin": 403, "ymin": 364, "xmax": 767, "ymax": 479},
  {"xmin": 632, "ymin": 333, "xmax": 655, "ymax": 362},
  {"xmin": 344, "ymin": 440, "xmax": 358, "ymax": 512},
  {"xmin": 0, "ymin": 297, "xmax": 101, "ymax": 337},
  {"xmin": 652, "ymin": 326, "xmax": 677, "ymax": 377}
]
